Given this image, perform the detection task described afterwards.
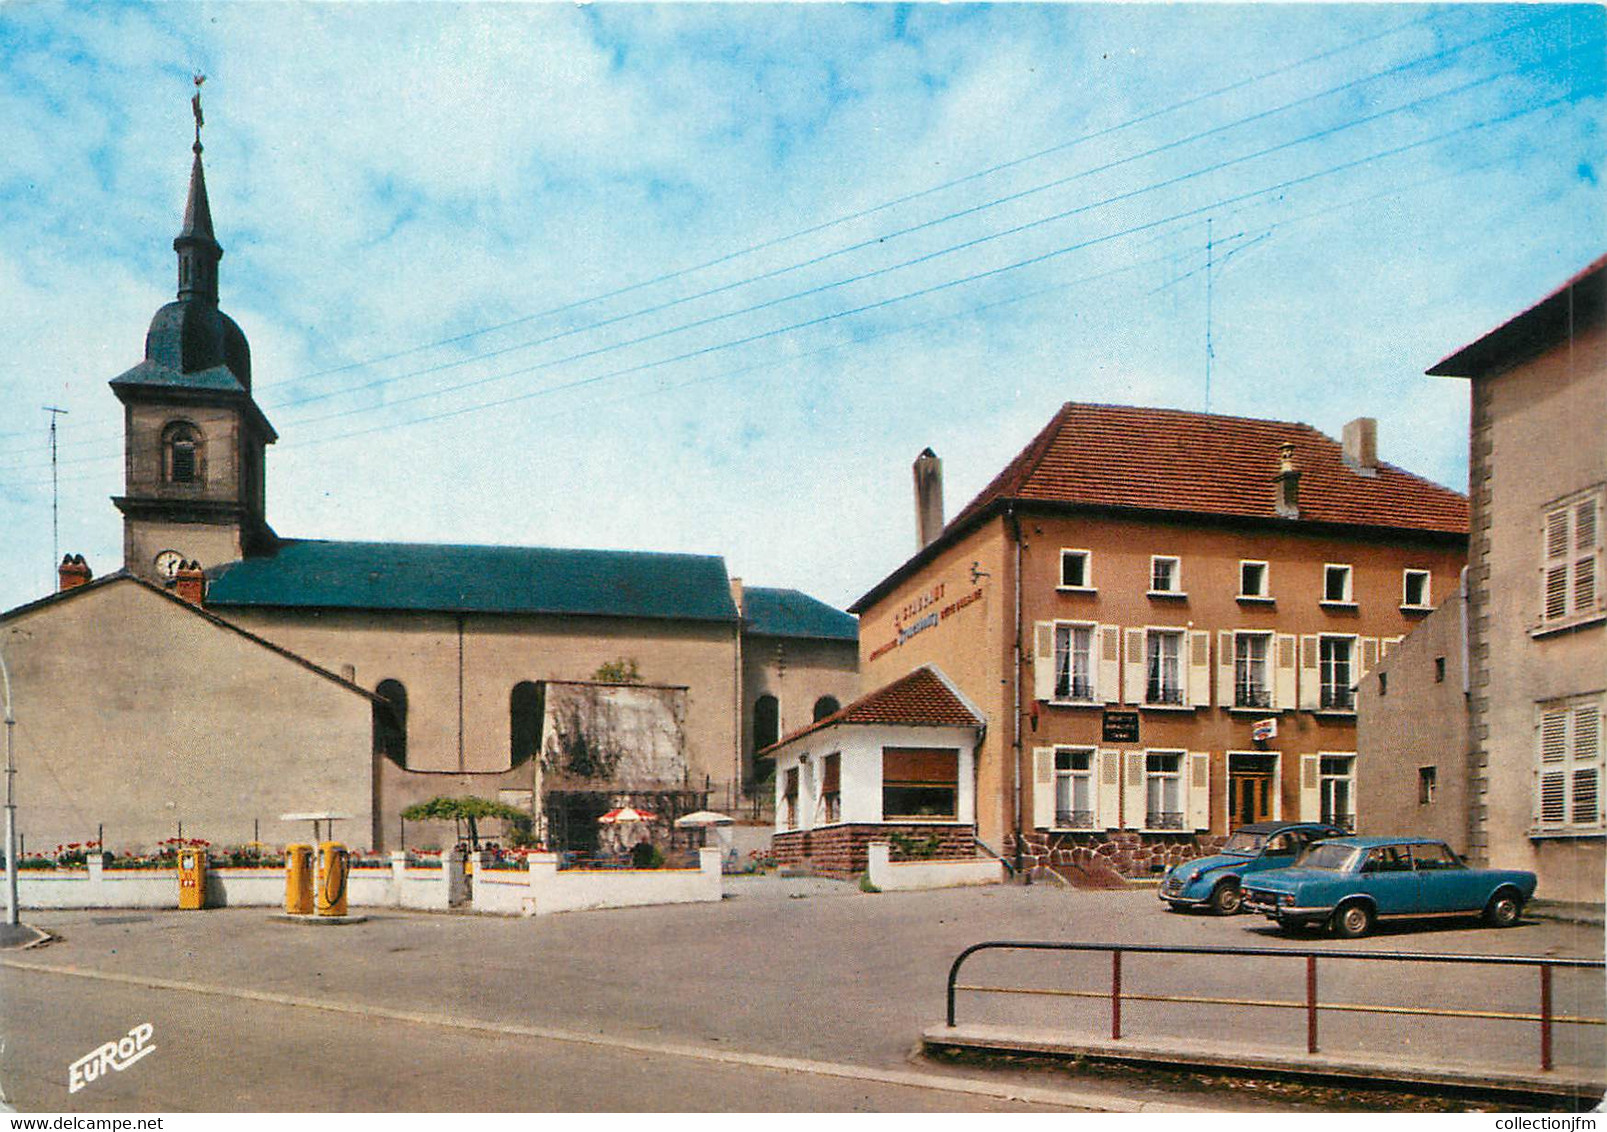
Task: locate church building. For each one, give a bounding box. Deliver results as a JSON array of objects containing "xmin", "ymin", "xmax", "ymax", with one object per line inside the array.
[{"xmin": 0, "ymin": 112, "xmax": 857, "ymax": 856}]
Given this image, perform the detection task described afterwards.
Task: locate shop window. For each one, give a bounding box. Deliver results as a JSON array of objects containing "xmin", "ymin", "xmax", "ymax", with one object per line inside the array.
[
  {"xmin": 1054, "ymin": 748, "xmax": 1095, "ymax": 829},
  {"xmin": 373, "ymin": 679, "xmax": 408, "ymax": 767},
  {"xmin": 1060, "ymin": 549, "xmax": 1092, "ymax": 590},
  {"xmin": 1144, "ymin": 752, "xmax": 1184, "ymax": 830},
  {"xmin": 1323, "ymin": 564, "xmax": 1354, "ymax": 605},
  {"xmin": 753, "ymin": 695, "xmax": 779, "ymax": 752},
  {"xmin": 1319, "ymin": 636, "xmax": 1356, "ymax": 711},
  {"xmin": 1418, "ymin": 766, "xmax": 1437, "ymax": 805},
  {"xmin": 1403, "ymin": 569, "xmax": 1431, "ymax": 609},
  {"xmin": 1233, "ymin": 631, "xmax": 1272, "ymax": 709},
  {"xmin": 882, "ymin": 747, "xmax": 958, "ymax": 821},
  {"xmin": 812, "ymin": 696, "xmax": 840, "ymax": 723},
  {"xmin": 1149, "ymin": 556, "xmax": 1182, "ymax": 595},
  {"xmin": 1145, "ymin": 629, "xmax": 1184, "ymax": 705},
  {"xmin": 1239, "ymin": 560, "xmax": 1270, "ymax": 599},
  {"xmin": 821, "ymin": 753, "xmax": 841, "ymax": 824},
  {"xmin": 162, "ymin": 421, "xmax": 203, "ymax": 485},
  {"xmin": 510, "ymin": 681, "xmax": 542, "ymax": 767},
  {"xmin": 1320, "ymin": 755, "xmax": 1356, "ymax": 831},
  {"xmin": 1053, "ymin": 622, "xmax": 1096, "ymax": 702}
]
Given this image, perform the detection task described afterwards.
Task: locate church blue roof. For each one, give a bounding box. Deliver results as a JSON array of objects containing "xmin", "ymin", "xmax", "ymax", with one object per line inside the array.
[
  {"xmin": 742, "ymin": 586, "xmax": 857, "ymax": 641},
  {"xmin": 111, "ymin": 359, "xmax": 247, "ymax": 395},
  {"xmin": 205, "ymin": 539, "xmax": 740, "ymax": 623}
]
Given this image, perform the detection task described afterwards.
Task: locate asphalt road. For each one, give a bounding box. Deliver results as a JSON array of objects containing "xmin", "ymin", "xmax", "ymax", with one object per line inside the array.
[{"xmin": 2, "ymin": 877, "xmax": 1600, "ymax": 1112}]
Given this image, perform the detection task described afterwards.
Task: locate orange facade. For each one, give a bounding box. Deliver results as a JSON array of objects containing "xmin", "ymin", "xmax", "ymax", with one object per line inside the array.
[{"xmin": 858, "ymin": 507, "xmax": 1467, "ymax": 856}]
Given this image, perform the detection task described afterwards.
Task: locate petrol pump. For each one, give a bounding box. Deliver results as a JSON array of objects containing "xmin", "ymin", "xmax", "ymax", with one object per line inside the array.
[
  {"xmin": 284, "ymin": 843, "xmax": 314, "ymax": 914},
  {"xmin": 315, "ymin": 841, "xmax": 349, "ymax": 917},
  {"xmin": 177, "ymin": 846, "xmax": 208, "ymax": 910}
]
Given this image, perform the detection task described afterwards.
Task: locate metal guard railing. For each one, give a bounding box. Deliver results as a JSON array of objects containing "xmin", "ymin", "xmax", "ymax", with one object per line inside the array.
[{"xmin": 945, "ymin": 940, "xmax": 1605, "ymax": 1072}]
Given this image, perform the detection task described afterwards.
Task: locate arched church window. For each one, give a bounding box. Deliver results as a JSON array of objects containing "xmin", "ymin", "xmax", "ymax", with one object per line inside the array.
[
  {"xmin": 374, "ymin": 679, "xmax": 408, "ymax": 767},
  {"xmin": 510, "ymin": 681, "xmax": 542, "ymax": 768},
  {"xmin": 753, "ymin": 694, "xmax": 779, "ymax": 753},
  {"xmin": 812, "ymin": 696, "xmax": 840, "ymax": 722},
  {"xmin": 162, "ymin": 421, "xmax": 203, "ymax": 484}
]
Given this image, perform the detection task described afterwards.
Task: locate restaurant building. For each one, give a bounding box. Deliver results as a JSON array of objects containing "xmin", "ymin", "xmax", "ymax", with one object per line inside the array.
[{"xmin": 849, "ymin": 403, "xmax": 1468, "ymax": 878}]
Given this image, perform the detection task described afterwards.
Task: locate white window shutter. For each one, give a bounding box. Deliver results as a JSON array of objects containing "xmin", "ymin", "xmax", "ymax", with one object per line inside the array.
[
  {"xmin": 1122, "ymin": 751, "xmax": 1146, "ymax": 830},
  {"xmin": 1187, "ymin": 752, "xmax": 1210, "ymax": 831},
  {"xmin": 1099, "ymin": 624, "xmax": 1122, "ymax": 704},
  {"xmin": 1544, "ymin": 507, "xmax": 1571, "ymax": 621},
  {"xmin": 1124, "ymin": 628, "xmax": 1146, "ymax": 705},
  {"xmin": 1298, "ymin": 635, "xmax": 1320, "ymax": 710},
  {"xmin": 1187, "ymin": 630, "xmax": 1211, "ymax": 707},
  {"xmin": 1360, "ymin": 637, "xmax": 1380, "ymax": 677},
  {"xmin": 1033, "ymin": 622, "xmax": 1055, "ymax": 702},
  {"xmin": 1576, "ymin": 498, "xmax": 1600, "ymax": 615},
  {"xmin": 1097, "ymin": 749, "xmax": 1121, "ymax": 829},
  {"xmin": 1274, "ymin": 633, "xmax": 1297, "ymax": 711},
  {"xmin": 1574, "ymin": 706, "xmax": 1601, "ymax": 827},
  {"xmin": 1538, "ymin": 708, "xmax": 1569, "ymax": 827},
  {"xmin": 1032, "ymin": 747, "xmax": 1055, "ymax": 829},
  {"xmin": 1217, "ymin": 630, "xmax": 1235, "ymax": 707},
  {"xmin": 1299, "ymin": 754, "xmax": 1321, "ymax": 821}
]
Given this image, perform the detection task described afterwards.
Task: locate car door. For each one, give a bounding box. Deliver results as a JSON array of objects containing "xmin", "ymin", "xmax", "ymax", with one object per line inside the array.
[
  {"xmin": 1410, "ymin": 841, "xmax": 1480, "ymax": 912},
  {"xmin": 1355, "ymin": 845, "xmax": 1420, "ymax": 914}
]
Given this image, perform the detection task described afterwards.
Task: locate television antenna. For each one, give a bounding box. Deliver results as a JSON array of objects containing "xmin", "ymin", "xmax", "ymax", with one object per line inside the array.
[{"xmin": 43, "ymin": 406, "xmax": 68, "ymax": 575}]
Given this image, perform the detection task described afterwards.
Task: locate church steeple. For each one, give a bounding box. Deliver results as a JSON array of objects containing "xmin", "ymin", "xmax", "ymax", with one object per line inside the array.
[{"xmin": 174, "ymin": 76, "xmax": 222, "ymax": 305}]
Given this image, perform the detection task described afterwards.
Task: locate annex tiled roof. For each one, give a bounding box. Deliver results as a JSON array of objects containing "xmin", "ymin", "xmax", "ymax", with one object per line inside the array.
[
  {"xmin": 1427, "ymin": 254, "xmax": 1607, "ymax": 379},
  {"xmin": 760, "ymin": 665, "xmax": 982, "ymax": 754},
  {"xmin": 742, "ymin": 586, "xmax": 857, "ymax": 641},
  {"xmin": 205, "ymin": 538, "xmax": 740, "ymax": 623},
  {"xmin": 947, "ymin": 402, "xmax": 1469, "ymax": 535}
]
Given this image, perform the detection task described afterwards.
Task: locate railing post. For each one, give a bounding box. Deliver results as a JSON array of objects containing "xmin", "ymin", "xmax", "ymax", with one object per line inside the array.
[
  {"xmin": 1111, "ymin": 949, "xmax": 1123, "ymax": 1040},
  {"xmin": 1306, "ymin": 954, "xmax": 1319, "ymax": 1054},
  {"xmin": 1540, "ymin": 962, "xmax": 1553, "ymax": 1071}
]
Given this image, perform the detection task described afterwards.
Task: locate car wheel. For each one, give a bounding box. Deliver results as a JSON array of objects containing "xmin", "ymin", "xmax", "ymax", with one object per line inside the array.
[
  {"xmin": 1209, "ymin": 882, "xmax": 1243, "ymax": 915},
  {"xmin": 1332, "ymin": 901, "xmax": 1374, "ymax": 939},
  {"xmin": 1484, "ymin": 889, "xmax": 1523, "ymax": 928}
]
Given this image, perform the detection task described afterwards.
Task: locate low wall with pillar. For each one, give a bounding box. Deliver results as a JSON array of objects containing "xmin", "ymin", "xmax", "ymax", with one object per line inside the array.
[
  {"xmin": 470, "ymin": 847, "xmax": 723, "ymax": 916},
  {"xmin": 865, "ymin": 841, "xmax": 1004, "ymax": 892}
]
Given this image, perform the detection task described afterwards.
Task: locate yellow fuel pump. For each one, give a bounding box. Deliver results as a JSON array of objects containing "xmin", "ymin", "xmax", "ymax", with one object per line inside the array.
[
  {"xmin": 315, "ymin": 841, "xmax": 349, "ymax": 917},
  {"xmin": 284, "ymin": 843, "xmax": 314, "ymax": 915},
  {"xmin": 177, "ymin": 847, "xmax": 208, "ymax": 910}
]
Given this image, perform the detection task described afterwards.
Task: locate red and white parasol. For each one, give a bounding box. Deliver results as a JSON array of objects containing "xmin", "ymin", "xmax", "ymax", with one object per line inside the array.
[{"xmin": 597, "ymin": 807, "xmax": 656, "ymax": 825}]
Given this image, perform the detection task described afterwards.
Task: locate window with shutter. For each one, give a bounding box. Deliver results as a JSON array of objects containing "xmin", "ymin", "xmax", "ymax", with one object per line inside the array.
[
  {"xmin": 1541, "ymin": 490, "xmax": 1605, "ymax": 625},
  {"xmin": 1535, "ymin": 699, "xmax": 1604, "ymax": 833}
]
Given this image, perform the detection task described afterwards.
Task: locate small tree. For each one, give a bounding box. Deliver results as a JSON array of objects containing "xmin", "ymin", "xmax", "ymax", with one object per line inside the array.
[
  {"xmin": 592, "ymin": 658, "xmax": 642, "ymax": 684},
  {"xmin": 401, "ymin": 796, "xmax": 530, "ymax": 851}
]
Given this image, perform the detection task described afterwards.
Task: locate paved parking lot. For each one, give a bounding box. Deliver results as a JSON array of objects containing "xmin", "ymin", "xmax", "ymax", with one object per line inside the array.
[{"xmin": 2, "ymin": 878, "xmax": 1601, "ymax": 1111}]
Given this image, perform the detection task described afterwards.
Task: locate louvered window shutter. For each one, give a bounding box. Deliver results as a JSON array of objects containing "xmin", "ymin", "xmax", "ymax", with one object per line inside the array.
[
  {"xmin": 1187, "ymin": 752, "xmax": 1210, "ymax": 830},
  {"xmin": 1121, "ymin": 751, "xmax": 1146, "ymax": 829},
  {"xmin": 1099, "ymin": 625, "xmax": 1122, "ymax": 704},
  {"xmin": 1034, "ymin": 622, "xmax": 1056, "ymax": 702},
  {"xmin": 1217, "ymin": 630, "xmax": 1236, "ymax": 708},
  {"xmin": 1573, "ymin": 706, "xmax": 1601, "ymax": 828},
  {"xmin": 1538, "ymin": 708, "xmax": 1569, "ymax": 827},
  {"xmin": 1544, "ymin": 507, "xmax": 1572, "ymax": 622},
  {"xmin": 1032, "ymin": 747, "xmax": 1055, "ymax": 829},
  {"xmin": 1097, "ymin": 749, "xmax": 1121, "ymax": 828},
  {"xmin": 1299, "ymin": 754, "xmax": 1321, "ymax": 821},
  {"xmin": 1298, "ymin": 635, "xmax": 1320, "ymax": 711},
  {"xmin": 1187, "ymin": 630, "xmax": 1211, "ymax": 707},
  {"xmin": 1360, "ymin": 637, "xmax": 1380, "ymax": 676},
  {"xmin": 1274, "ymin": 634, "xmax": 1297, "ymax": 711},
  {"xmin": 1124, "ymin": 629, "xmax": 1146, "ymax": 706},
  {"xmin": 1576, "ymin": 498, "xmax": 1600, "ymax": 615}
]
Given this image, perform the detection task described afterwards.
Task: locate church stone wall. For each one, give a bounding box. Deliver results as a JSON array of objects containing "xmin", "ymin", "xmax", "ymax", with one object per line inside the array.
[{"xmin": 0, "ymin": 580, "xmax": 375, "ymax": 854}]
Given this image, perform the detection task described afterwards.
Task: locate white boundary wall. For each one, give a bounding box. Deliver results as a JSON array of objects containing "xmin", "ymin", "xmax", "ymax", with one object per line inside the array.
[
  {"xmin": 488, "ymin": 847, "xmax": 722, "ymax": 916},
  {"xmin": 865, "ymin": 841, "xmax": 1003, "ymax": 891}
]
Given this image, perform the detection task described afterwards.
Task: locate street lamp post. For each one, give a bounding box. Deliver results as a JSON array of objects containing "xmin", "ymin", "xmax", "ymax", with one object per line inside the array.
[{"xmin": 1, "ymin": 646, "xmax": 17, "ymax": 927}]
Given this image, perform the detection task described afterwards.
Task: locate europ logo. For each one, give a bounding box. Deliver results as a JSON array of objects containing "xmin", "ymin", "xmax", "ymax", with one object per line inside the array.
[{"xmin": 68, "ymin": 1022, "xmax": 155, "ymax": 1093}]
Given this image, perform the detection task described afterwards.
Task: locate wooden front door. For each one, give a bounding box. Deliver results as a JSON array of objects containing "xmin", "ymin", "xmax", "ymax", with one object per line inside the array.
[{"xmin": 1228, "ymin": 755, "xmax": 1277, "ymax": 830}]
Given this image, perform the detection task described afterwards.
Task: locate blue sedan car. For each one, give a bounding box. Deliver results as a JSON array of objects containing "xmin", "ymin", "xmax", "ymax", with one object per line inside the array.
[
  {"xmin": 1159, "ymin": 821, "xmax": 1345, "ymax": 915},
  {"xmin": 1241, "ymin": 836, "xmax": 1537, "ymax": 937}
]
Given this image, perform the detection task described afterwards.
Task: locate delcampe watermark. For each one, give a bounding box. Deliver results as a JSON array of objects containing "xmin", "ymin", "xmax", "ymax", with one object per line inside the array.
[{"xmin": 67, "ymin": 1023, "xmax": 155, "ymax": 1093}]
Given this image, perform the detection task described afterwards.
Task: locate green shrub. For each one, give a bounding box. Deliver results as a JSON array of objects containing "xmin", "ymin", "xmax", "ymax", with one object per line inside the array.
[
  {"xmin": 858, "ymin": 873, "xmax": 881, "ymax": 893},
  {"xmin": 630, "ymin": 841, "xmax": 664, "ymax": 869},
  {"xmin": 888, "ymin": 831, "xmax": 943, "ymax": 860}
]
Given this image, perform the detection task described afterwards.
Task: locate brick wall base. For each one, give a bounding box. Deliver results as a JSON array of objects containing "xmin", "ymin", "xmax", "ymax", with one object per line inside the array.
[
  {"xmin": 774, "ymin": 823, "xmax": 975, "ymax": 877},
  {"xmin": 1005, "ymin": 829, "xmax": 1227, "ymax": 880}
]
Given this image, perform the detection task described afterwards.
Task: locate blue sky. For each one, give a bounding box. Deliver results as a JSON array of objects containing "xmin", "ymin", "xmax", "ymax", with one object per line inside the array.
[{"xmin": 0, "ymin": 2, "xmax": 1602, "ymax": 614}]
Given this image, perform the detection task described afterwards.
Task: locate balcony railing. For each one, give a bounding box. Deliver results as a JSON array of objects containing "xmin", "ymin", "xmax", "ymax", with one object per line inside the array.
[
  {"xmin": 1234, "ymin": 685, "xmax": 1272, "ymax": 709},
  {"xmin": 1056, "ymin": 677, "xmax": 1094, "ymax": 701},
  {"xmin": 1321, "ymin": 687, "xmax": 1356, "ymax": 711},
  {"xmin": 1055, "ymin": 809, "xmax": 1095, "ymax": 830},
  {"xmin": 1146, "ymin": 811, "xmax": 1185, "ymax": 831},
  {"xmin": 1146, "ymin": 684, "xmax": 1185, "ymax": 706}
]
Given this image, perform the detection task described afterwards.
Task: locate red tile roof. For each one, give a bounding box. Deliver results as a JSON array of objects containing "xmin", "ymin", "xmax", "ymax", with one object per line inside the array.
[
  {"xmin": 760, "ymin": 665, "xmax": 982, "ymax": 755},
  {"xmin": 950, "ymin": 402, "xmax": 1468, "ymax": 534}
]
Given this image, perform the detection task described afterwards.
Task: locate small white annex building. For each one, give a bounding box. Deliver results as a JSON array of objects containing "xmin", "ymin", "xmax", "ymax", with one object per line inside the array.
[{"xmin": 765, "ymin": 665, "xmax": 986, "ymax": 875}]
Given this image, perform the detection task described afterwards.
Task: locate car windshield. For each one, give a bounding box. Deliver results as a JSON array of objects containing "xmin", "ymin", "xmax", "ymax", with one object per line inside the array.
[
  {"xmin": 1221, "ymin": 831, "xmax": 1266, "ymax": 855},
  {"xmin": 1293, "ymin": 843, "xmax": 1358, "ymax": 871}
]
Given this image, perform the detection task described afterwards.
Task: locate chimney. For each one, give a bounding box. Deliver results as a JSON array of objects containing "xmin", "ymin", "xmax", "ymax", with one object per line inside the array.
[
  {"xmin": 1274, "ymin": 442, "xmax": 1301, "ymax": 519},
  {"xmin": 1342, "ymin": 417, "xmax": 1379, "ymax": 476},
  {"xmin": 174, "ymin": 560, "xmax": 206, "ymax": 605},
  {"xmin": 57, "ymin": 554, "xmax": 92, "ymax": 592},
  {"xmin": 729, "ymin": 576, "xmax": 744, "ymax": 617},
  {"xmin": 913, "ymin": 448, "xmax": 944, "ymax": 550}
]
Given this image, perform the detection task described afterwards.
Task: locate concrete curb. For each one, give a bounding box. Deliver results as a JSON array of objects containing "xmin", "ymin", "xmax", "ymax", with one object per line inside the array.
[{"xmin": 922, "ymin": 1023, "xmax": 1607, "ymax": 1101}]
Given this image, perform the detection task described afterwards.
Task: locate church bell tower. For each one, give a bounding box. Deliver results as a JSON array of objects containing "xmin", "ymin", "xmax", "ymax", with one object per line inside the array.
[{"xmin": 111, "ymin": 80, "xmax": 277, "ymax": 585}]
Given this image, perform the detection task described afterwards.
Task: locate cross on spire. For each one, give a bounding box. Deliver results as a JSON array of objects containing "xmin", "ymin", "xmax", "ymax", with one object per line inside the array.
[{"xmin": 191, "ymin": 74, "xmax": 205, "ymax": 153}]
